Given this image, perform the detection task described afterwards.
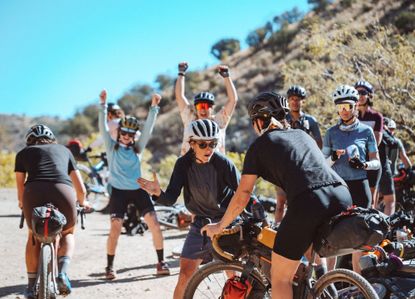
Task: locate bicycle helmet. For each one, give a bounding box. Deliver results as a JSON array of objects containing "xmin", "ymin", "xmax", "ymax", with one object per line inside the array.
[
  {"xmin": 119, "ymin": 116, "xmax": 140, "ymax": 133},
  {"xmin": 107, "ymin": 102, "xmax": 122, "ymax": 113},
  {"xmin": 354, "ymin": 80, "xmax": 374, "ymax": 94},
  {"xmin": 186, "ymin": 119, "xmax": 220, "ymax": 141},
  {"xmin": 247, "ymin": 91, "xmax": 289, "ymax": 121},
  {"xmin": 25, "ymin": 124, "xmax": 55, "ymax": 143},
  {"xmin": 332, "ymin": 85, "xmax": 359, "ymax": 104},
  {"xmin": 287, "ymin": 85, "xmax": 307, "ymax": 99},
  {"xmin": 384, "ymin": 117, "xmax": 396, "ymax": 130},
  {"xmin": 194, "ymin": 92, "xmax": 215, "ymax": 106}
]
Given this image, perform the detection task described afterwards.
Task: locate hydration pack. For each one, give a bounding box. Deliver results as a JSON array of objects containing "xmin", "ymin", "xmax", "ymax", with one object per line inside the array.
[{"xmin": 31, "ymin": 204, "xmax": 67, "ymax": 243}]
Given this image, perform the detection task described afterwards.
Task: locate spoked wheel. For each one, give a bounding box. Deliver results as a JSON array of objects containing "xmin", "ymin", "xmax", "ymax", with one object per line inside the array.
[
  {"xmin": 38, "ymin": 244, "xmax": 53, "ymax": 299},
  {"xmin": 311, "ymin": 268, "xmax": 379, "ymax": 299},
  {"xmin": 184, "ymin": 261, "xmax": 271, "ymax": 299},
  {"xmin": 78, "ymin": 164, "xmax": 110, "ymax": 212},
  {"xmin": 154, "ymin": 206, "xmax": 180, "ymax": 229}
]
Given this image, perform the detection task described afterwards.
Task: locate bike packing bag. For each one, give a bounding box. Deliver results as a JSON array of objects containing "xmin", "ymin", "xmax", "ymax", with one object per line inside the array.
[
  {"xmin": 32, "ymin": 204, "xmax": 67, "ymax": 243},
  {"xmin": 313, "ymin": 207, "xmax": 390, "ymax": 257},
  {"xmin": 221, "ymin": 275, "xmax": 252, "ymax": 299}
]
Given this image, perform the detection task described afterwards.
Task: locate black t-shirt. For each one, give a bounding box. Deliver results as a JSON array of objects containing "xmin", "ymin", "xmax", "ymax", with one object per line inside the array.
[
  {"xmin": 15, "ymin": 144, "xmax": 77, "ymax": 186},
  {"xmin": 243, "ymin": 129, "xmax": 344, "ymax": 203}
]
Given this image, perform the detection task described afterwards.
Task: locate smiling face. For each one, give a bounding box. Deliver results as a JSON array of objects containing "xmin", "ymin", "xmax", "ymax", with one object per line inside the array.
[
  {"xmin": 288, "ymin": 95, "xmax": 304, "ymax": 112},
  {"xmin": 195, "ymin": 102, "xmax": 213, "ymax": 119},
  {"xmin": 118, "ymin": 130, "xmax": 135, "ymax": 145},
  {"xmin": 190, "ymin": 139, "xmax": 217, "ymax": 163},
  {"xmin": 356, "ymin": 87, "xmax": 370, "ymax": 107}
]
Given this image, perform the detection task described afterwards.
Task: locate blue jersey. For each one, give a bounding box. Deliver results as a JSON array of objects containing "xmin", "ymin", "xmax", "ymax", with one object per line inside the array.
[{"xmin": 323, "ymin": 121, "xmax": 378, "ymax": 181}]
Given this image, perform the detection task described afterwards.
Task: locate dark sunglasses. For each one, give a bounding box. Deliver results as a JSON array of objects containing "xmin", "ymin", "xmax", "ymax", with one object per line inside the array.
[
  {"xmin": 196, "ymin": 141, "xmax": 218, "ymax": 149},
  {"xmin": 358, "ymin": 90, "xmax": 369, "ymax": 96},
  {"xmin": 120, "ymin": 131, "xmax": 135, "ymax": 138}
]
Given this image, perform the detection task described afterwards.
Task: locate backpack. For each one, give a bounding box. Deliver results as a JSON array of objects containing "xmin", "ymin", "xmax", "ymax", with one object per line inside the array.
[
  {"xmin": 313, "ymin": 207, "xmax": 390, "ymax": 257},
  {"xmin": 221, "ymin": 276, "xmax": 252, "ymax": 299},
  {"xmin": 31, "ymin": 203, "xmax": 67, "ymax": 243}
]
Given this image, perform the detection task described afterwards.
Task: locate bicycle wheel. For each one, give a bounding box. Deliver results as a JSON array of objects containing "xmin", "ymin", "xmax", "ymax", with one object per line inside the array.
[
  {"xmin": 184, "ymin": 261, "xmax": 271, "ymax": 299},
  {"xmin": 311, "ymin": 268, "xmax": 378, "ymax": 299},
  {"xmin": 154, "ymin": 206, "xmax": 180, "ymax": 229},
  {"xmin": 78, "ymin": 164, "xmax": 109, "ymax": 212},
  {"xmin": 38, "ymin": 244, "xmax": 52, "ymax": 299}
]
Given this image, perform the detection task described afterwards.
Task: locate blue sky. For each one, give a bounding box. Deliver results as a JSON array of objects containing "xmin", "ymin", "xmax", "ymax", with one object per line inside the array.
[{"xmin": 0, "ymin": 1, "xmax": 309, "ymax": 119}]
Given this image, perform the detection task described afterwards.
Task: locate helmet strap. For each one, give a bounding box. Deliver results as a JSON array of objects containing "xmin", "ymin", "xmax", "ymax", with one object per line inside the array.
[{"xmin": 257, "ymin": 117, "xmax": 283, "ymax": 136}]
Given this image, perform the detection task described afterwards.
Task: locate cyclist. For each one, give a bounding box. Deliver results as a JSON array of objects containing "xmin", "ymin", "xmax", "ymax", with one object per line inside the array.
[
  {"xmin": 286, "ymin": 85, "xmax": 323, "ymax": 148},
  {"xmin": 355, "ymin": 80, "xmax": 383, "ymax": 205},
  {"xmin": 99, "ymin": 92, "xmax": 170, "ymax": 279},
  {"xmin": 138, "ymin": 119, "xmax": 253, "ymax": 299},
  {"xmin": 202, "ymin": 92, "xmax": 352, "ymax": 299},
  {"xmin": 323, "ymin": 85, "xmax": 380, "ymax": 272},
  {"xmin": 15, "ymin": 124, "xmax": 91, "ymax": 298},
  {"xmin": 175, "ymin": 62, "xmax": 238, "ymax": 155}
]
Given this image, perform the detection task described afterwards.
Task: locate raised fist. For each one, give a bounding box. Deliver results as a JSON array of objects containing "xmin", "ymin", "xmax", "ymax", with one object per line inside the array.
[
  {"xmin": 217, "ymin": 65, "xmax": 230, "ymax": 78},
  {"xmin": 178, "ymin": 62, "xmax": 188, "ymax": 73},
  {"xmin": 151, "ymin": 93, "xmax": 162, "ymax": 106},
  {"xmin": 99, "ymin": 90, "xmax": 107, "ymax": 104}
]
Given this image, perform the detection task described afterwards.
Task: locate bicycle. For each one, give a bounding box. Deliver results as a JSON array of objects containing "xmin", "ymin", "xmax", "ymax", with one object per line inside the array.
[
  {"xmin": 19, "ymin": 204, "xmax": 89, "ymax": 299},
  {"xmin": 184, "ymin": 208, "xmax": 381, "ymax": 299}
]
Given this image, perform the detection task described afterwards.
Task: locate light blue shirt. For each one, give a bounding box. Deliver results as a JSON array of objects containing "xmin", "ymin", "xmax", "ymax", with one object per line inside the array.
[
  {"xmin": 323, "ymin": 121, "xmax": 378, "ymax": 181},
  {"xmin": 99, "ymin": 105, "xmax": 159, "ymax": 190}
]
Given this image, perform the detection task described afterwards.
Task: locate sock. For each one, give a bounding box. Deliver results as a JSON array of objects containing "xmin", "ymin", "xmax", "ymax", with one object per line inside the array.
[
  {"xmin": 156, "ymin": 249, "xmax": 164, "ymax": 263},
  {"xmin": 28, "ymin": 272, "xmax": 37, "ymax": 289},
  {"xmin": 315, "ymin": 264, "xmax": 327, "ymax": 279},
  {"xmin": 107, "ymin": 254, "xmax": 115, "ymax": 268},
  {"xmin": 58, "ymin": 256, "xmax": 71, "ymax": 275}
]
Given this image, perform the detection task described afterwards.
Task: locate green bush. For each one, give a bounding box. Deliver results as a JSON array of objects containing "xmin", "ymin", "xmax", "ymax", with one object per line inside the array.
[
  {"xmin": 210, "ymin": 38, "xmax": 241, "ymax": 61},
  {"xmin": 395, "ymin": 12, "xmax": 415, "ymax": 34},
  {"xmin": 0, "ymin": 152, "xmax": 16, "ymax": 188}
]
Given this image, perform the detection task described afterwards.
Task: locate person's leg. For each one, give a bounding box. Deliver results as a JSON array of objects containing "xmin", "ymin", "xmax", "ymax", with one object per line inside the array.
[
  {"xmin": 271, "ymin": 252, "xmax": 300, "ymax": 299},
  {"xmin": 173, "ymin": 258, "xmax": 202, "ymax": 299},
  {"xmin": 25, "ymin": 230, "xmax": 40, "ymax": 292},
  {"xmin": 383, "ymin": 194, "xmax": 396, "ymax": 216},
  {"xmin": 380, "ymin": 169, "xmax": 396, "ymax": 216},
  {"xmin": 107, "ymin": 218, "xmax": 123, "ymax": 259},
  {"xmin": 143, "ymin": 211, "xmax": 163, "ymax": 252}
]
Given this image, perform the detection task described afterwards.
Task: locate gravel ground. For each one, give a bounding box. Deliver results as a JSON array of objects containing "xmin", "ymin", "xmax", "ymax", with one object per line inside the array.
[{"xmin": 0, "ymin": 188, "xmax": 187, "ymax": 299}]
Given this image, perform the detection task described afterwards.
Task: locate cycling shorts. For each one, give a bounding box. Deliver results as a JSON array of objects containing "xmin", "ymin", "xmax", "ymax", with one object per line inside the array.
[
  {"xmin": 23, "ymin": 181, "xmax": 77, "ymax": 231},
  {"xmin": 379, "ymin": 166, "xmax": 395, "ymax": 196},
  {"xmin": 181, "ymin": 218, "xmax": 215, "ymax": 262},
  {"xmin": 273, "ymin": 184, "xmax": 352, "ymax": 260},
  {"xmin": 345, "ymin": 179, "xmax": 372, "ymax": 208},
  {"xmin": 109, "ymin": 187, "xmax": 154, "ymax": 219},
  {"xmin": 367, "ymin": 168, "xmax": 382, "ymax": 189}
]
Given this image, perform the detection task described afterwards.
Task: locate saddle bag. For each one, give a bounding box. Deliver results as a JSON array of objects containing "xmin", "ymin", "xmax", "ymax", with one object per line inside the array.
[
  {"xmin": 314, "ymin": 207, "xmax": 390, "ymax": 257},
  {"xmin": 32, "ymin": 204, "xmax": 67, "ymax": 243}
]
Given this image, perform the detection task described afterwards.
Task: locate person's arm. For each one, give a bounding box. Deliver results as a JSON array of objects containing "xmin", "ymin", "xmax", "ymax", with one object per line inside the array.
[
  {"xmin": 274, "ymin": 186, "xmax": 286, "ymax": 223},
  {"xmin": 374, "ymin": 131, "xmax": 382, "ymax": 146},
  {"xmin": 218, "ymin": 65, "xmax": 238, "ymax": 126},
  {"xmin": 398, "ymin": 141, "xmax": 412, "ymax": 169},
  {"xmin": 98, "ymin": 90, "xmax": 113, "ymax": 149},
  {"xmin": 202, "ymin": 174, "xmax": 257, "ymax": 238},
  {"xmin": 137, "ymin": 94, "xmax": 161, "ymax": 152},
  {"xmin": 309, "ymin": 117, "xmax": 323, "ymax": 149},
  {"xmin": 69, "ymin": 170, "xmax": 88, "ymax": 206},
  {"xmin": 15, "ymin": 172, "xmax": 25, "ymax": 209},
  {"xmin": 175, "ymin": 62, "xmax": 190, "ymax": 112},
  {"xmin": 374, "ymin": 114, "xmax": 384, "ymax": 146}
]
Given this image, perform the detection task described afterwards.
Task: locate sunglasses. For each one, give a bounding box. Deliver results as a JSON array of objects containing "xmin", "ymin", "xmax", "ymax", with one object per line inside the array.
[
  {"xmin": 120, "ymin": 131, "xmax": 135, "ymax": 138},
  {"xmin": 336, "ymin": 103, "xmax": 353, "ymax": 112},
  {"xmin": 358, "ymin": 90, "xmax": 369, "ymax": 96},
  {"xmin": 196, "ymin": 141, "xmax": 218, "ymax": 149},
  {"xmin": 195, "ymin": 103, "xmax": 212, "ymax": 111}
]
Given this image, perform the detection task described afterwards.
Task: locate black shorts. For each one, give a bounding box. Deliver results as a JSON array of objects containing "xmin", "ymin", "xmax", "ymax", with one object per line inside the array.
[
  {"xmin": 273, "ymin": 184, "xmax": 352, "ymax": 260},
  {"xmin": 345, "ymin": 179, "xmax": 372, "ymax": 208},
  {"xmin": 367, "ymin": 168, "xmax": 382, "ymax": 189},
  {"xmin": 23, "ymin": 181, "xmax": 77, "ymax": 231},
  {"xmin": 110, "ymin": 187, "xmax": 155, "ymax": 219},
  {"xmin": 379, "ymin": 166, "xmax": 395, "ymax": 196}
]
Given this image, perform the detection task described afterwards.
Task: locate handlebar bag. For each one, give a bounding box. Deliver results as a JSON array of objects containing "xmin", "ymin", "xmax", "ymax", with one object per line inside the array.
[
  {"xmin": 314, "ymin": 207, "xmax": 390, "ymax": 257},
  {"xmin": 32, "ymin": 204, "xmax": 67, "ymax": 243}
]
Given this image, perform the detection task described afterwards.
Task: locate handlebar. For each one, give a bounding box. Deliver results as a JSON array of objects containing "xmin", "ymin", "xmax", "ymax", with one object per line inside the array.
[{"xmin": 19, "ymin": 211, "xmax": 24, "ymax": 229}]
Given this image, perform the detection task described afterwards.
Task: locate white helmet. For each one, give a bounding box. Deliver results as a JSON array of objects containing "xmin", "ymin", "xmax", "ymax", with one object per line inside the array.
[
  {"xmin": 25, "ymin": 124, "xmax": 55, "ymax": 143},
  {"xmin": 332, "ymin": 85, "xmax": 359, "ymax": 104},
  {"xmin": 384, "ymin": 117, "xmax": 397, "ymax": 129},
  {"xmin": 186, "ymin": 119, "xmax": 220, "ymax": 141}
]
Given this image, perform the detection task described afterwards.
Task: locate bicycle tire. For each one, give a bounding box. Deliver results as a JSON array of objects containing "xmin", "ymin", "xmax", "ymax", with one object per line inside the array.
[
  {"xmin": 183, "ymin": 261, "xmax": 270, "ymax": 299},
  {"xmin": 310, "ymin": 268, "xmax": 378, "ymax": 299},
  {"xmin": 154, "ymin": 206, "xmax": 180, "ymax": 229},
  {"xmin": 78, "ymin": 164, "xmax": 109, "ymax": 212},
  {"xmin": 38, "ymin": 244, "xmax": 52, "ymax": 299}
]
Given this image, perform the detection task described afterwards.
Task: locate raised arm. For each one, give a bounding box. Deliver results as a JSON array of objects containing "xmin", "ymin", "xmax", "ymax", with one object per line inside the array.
[
  {"xmin": 98, "ymin": 89, "xmax": 113, "ymax": 149},
  {"xmin": 137, "ymin": 94, "xmax": 161, "ymax": 152},
  {"xmin": 175, "ymin": 62, "xmax": 190, "ymax": 111},
  {"xmin": 218, "ymin": 65, "xmax": 238, "ymax": 123}
]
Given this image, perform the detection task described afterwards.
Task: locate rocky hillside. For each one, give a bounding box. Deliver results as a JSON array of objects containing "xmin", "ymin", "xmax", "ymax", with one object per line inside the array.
[{"xmin": 1, "ymin": 0, "xmax": 414, "ymax": 160}]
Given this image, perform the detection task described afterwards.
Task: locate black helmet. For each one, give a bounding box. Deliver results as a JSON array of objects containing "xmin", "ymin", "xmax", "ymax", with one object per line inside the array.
[
  {"xmin": 248, "ymin": 92, "xmax": 289, "ymax": 121},
  {"xmin": 287, "ymin": 85, "xmax": 307, "ymax": 99},
  {"xmin": 25, "ymin": 124, "xmax": 55, "ymax": 144},
  {"xmin": 354, "ymin": 80, "xmax": 374, "ymax": 94},
  {"xmin": 194, "ymin": 92, "xmax": 215, "ymax": 106}
]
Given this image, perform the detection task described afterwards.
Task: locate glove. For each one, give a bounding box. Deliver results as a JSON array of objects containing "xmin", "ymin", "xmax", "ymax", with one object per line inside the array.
[
  {"xmin": 178, "ymin": 62, "xmax": 188, "ymax": 75},
  {"xmin": 331, "ymin": 151, "xmax": 339, "ymax": 161},
  {"xmin": 349, "ymin": 157, "xmax": 366, "ymax": 169},
  {"xmin": 218, "ymin": 65, "xmax": 230, "ymax": 78}
]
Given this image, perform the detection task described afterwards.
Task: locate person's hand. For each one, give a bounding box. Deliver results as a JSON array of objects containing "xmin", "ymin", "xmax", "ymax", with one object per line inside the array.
[
  {"xmin": 18, "ymin": 200, "xmax": 23, "ymax": 210},
  {"xmin": 217, "ymin": 65, "xmax": 230, "ymax": 78},
  {"xmin": 178, "ymin": 62, "xmax": 188, "ymax": 74},
  {"xmin": 80, "ymin": 200, "xmax": 93, "ymax": 212},
  {"xmin": 99, "ymin": 90, "xmax": 107, "ymax": 105},
  {"xmin": 349, "ymin": 157, "xmax": 366, "ymax": 169},
  {"xmin": 151, "ymin": 93, "xmax": 162, "ymax": 107},
  {"xmin": 332, "ymin": 149, "xmax": 345, "ymax": 161},
  {"xmin": 201, "ymin": 222, "xmax": 223, "ymax": 239},
  {"xmin": 137, "ymin": 172, "xmax": 161, "ymax": 196}
]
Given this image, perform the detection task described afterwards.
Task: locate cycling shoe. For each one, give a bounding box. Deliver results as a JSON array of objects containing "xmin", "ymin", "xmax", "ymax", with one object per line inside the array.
[{"xmin": 57, "ymin": 272, "xmax": 72, "ymax": 295}]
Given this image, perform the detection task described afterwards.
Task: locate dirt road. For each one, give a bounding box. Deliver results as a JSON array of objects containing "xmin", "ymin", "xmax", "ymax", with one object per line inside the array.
[{"xmin": 0, "ymin": 188, "xmax": 187, "ymax": 299}]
